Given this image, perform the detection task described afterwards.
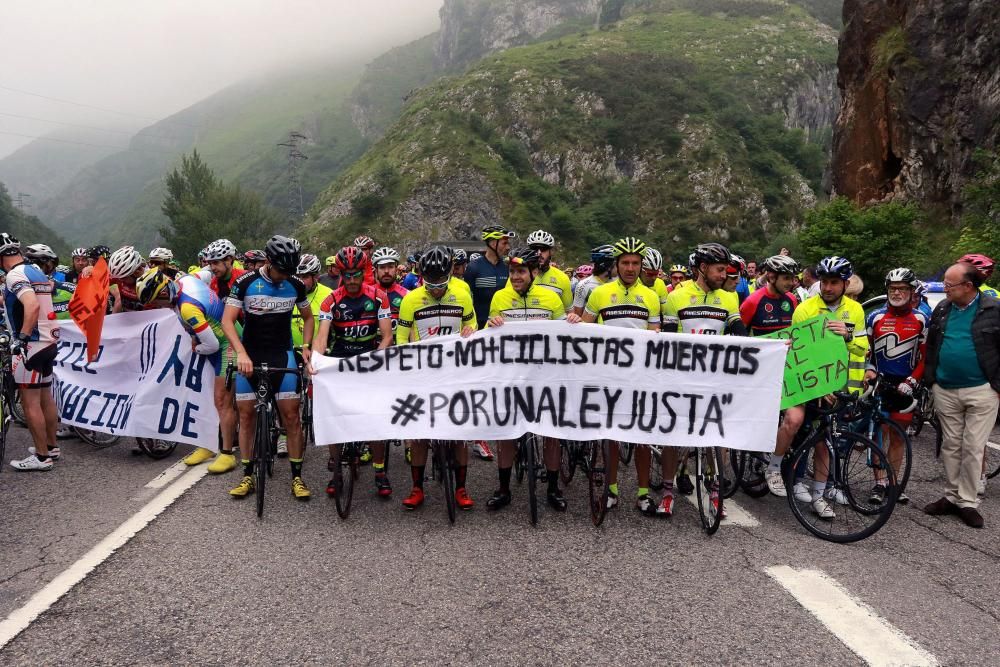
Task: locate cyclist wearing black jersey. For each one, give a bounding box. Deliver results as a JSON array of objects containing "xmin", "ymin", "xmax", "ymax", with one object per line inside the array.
[{"xmin": 223, "ymin": 235, "xmax": 314, "ymax": 501}]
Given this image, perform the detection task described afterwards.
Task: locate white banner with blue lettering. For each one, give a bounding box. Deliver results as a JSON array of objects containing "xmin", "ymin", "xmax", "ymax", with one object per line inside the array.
[
  {"xmin": 52, "ymin": 309, "xmax": 218, "ymax": 447},
  {"xmin": 312, "ymin": 320, "xmax": 788, "ymax": 451}
]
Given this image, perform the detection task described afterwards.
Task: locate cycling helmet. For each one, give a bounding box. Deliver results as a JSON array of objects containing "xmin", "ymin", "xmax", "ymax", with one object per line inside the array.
[
  {"xmin": 88, "ymin": 244, "xmax": 111, "ymax": 261},
  {"xmin": 509, "ymin": 246, "xmax": 540, "ymax": 269},
  {"xmin": 526, "ymin": 229, "xmax": 555, "ymax": 248},
  {"xmin": 762, "ymin": 255, "xmax": 801, "ymax": 275},
  {"xmin": 197, "ymin": 249, "xmax": 206, "ymax": 260},
  {"xmin": 642, "ymin": 247, "xmax": 663, "ymax": 272},
  {"xmin": 353, "ymin": 235, "xmax": 375, "ymax": 249},
  {"xmin": 108, "ymin": 246, "xmax": 145, "ymax": 279},
  {"xmin": 136, "ymin": 268, "xmax": 177, "ymax": 306},
  {"xmin": 371, "ymin": 246, "xmax": 401, "ymax": 267},
  {"xmin": 244, "ymin": 249, "xmax": 266, "ymax": 263},
  {"xmin": 591, "ymin": 244, "xmax": 615, "ymax": 273},
  {"xmin": 815, "ymin": 256, "xmax": 854, "ymax": 281},
  {"xmin": 264, "ymin": 235, "xmax": 302, "ymax": 273},
  {"xmin": 469, "ymin": 252, "xmax": 482, "ymax": 262},
  {"xmin": 727, "ymin": 253, "xmax": 747, "ymax": 276},
  {"xmin": 203, "ymin": 239, "xmax": 237, "ymax": 262},
  {"xmin": 148, "ymin": 247, "xmax": 173, "ymax": 262},
  {"xmin": 71, "ymin": 247, "xmax": 89, "ymax": 258},
  {"xmin": 914, "ymin": 280, "xmax": 928, "ymax": 298},
  {"xmin": 482, "ymin": 224, "xmax": 515, "ymax": 241},
  {"xmin": 0, "ymin": 233, "xmax": 21, "ymax": 257},
  {"xmin": 297, "ymin": 253, "xmax": 322, "ymax": 275},
  {"xmin": 885, "ymin": 267, "xmax": 919, "ymax": 288},
  {"xmin": 612, "ymin": 237, "xmax": 646, "ymax": 258},
  {"xmin": 24, "ymin": 244, "xmax": 58, "ymax": 262},
  {"xmin": 419, "ymin": 245, "xmax": 453, "ymax": 281},
  {"xmin": 452, "ymin": 248, "xmax": 468, "ymax": 265},
  {"xmin": 334, "ymin": 246, "xmax": 366, "ymax": 273},
  {"xmin": 576, "ymin": 264, "xmax": 593, "ymax": 278},
  {"xmin": 958, "ymin": 253, "xmax": 994, "ymax": 279},
  {"xmin": 324, "ymin": 255, "xmax": 337, "ymax": 267},
  {"xmin": 56, "ymin": 264, "xmax": 70, "ymax": 274},
  {"xmin": 691, "ymin": 242, "xmax": 732, "ymax": 267},
  {"xmin": 668, "ymin": 263, "xmax": 691, "ymax": 277}
]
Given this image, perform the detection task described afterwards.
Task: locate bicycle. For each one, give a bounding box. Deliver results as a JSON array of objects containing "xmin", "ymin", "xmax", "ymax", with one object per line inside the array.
[
  {"xmin": 651, "ymin": 445, "xmax": 724, "ymax": 535},
  {"xmin": 0, "ymin": 333, "xmax": 10, "ymax": 470},
  {"xmin": 330, "ymin": 441, "xmax": 361, "ymax": 519},
  {"xmin": 225, "ymin": 363, "xmax": 298, "ymax": 518},
  {"xmin": 0, "ymin": 333, "xmax": 25, "ymax": 427},
  {"xmin": 847, "ymin": 375, "xmax": 915, "ymax": 499},
  {"xmin": 514, "ymin": 433, "xmax": 546, "ymax": 525},
  {"xmin": 430, "ymin": 440, "xmax": 459, "ymax": 524},
  {"xmin": 559, "ymin": 439, "xmax": 611, "ymax": 527}
]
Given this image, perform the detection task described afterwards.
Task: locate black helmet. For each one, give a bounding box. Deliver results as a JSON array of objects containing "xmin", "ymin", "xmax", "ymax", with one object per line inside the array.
[
  {"xmin": 88, "ymin": 245, "xmax": 111, "ymax": 260},
  {"xmin": 419, "ymin": 245, "xmax": 453, "ymax": 281},
  {"xmin": 691, "ymin": 242, "xmax": 732, "ymax": 268},
  {"xmin": 590, "ymin": 244, "xmax": 615, "ymax": 274},
  {"xmin": 264, "ymin": 235, "xmax": 301, "ymax": 273},
  {"xmin": 509, "ymin": 246, "xmax": 540, "ymax": 270}
]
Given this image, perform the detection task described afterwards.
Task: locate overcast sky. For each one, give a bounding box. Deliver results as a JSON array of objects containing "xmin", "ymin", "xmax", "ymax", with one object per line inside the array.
[{"xmin": 0, "ymin": 0, "xmax": 442, "ymax": 158}]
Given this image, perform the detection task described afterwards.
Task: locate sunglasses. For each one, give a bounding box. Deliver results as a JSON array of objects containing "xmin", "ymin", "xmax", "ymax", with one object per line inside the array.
[
  {"xmin": 424, "ymin": 279, "xmax": 450, "ymax": 290},
  {"xmin": 342, "ymin": 270, "xmax": 364, "ymax": 280}
]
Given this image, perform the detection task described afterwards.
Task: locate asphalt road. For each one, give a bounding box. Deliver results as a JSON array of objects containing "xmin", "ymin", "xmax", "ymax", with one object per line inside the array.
[{"xmin": 1, "ymin": 424, "xmax": 998, "ymax": 665}]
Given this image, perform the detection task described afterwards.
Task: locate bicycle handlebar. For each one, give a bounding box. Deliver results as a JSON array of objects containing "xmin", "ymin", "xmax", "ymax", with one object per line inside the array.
[{"xmin": 224, "ymin": 363, "xmax": 300, "ymax": 392}]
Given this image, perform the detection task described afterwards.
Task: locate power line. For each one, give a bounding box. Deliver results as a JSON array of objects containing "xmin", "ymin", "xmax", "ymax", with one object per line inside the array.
[
  {"xmin": 0, "ymin": 110, "xmax": 193, "ymax": 143},
  {"xmin": 0, "ymin": 129, "xmax": 191, "ymax": 157}
]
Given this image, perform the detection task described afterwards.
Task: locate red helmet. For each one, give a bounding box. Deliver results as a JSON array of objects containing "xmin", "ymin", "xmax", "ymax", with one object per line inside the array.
[
  {"xmin": 958, "ymin": 253, "xmax": 994, "ymax": 279},
  {"xmin": 335, "ymin": 246, "xmax": 367, "ymax": 272}
]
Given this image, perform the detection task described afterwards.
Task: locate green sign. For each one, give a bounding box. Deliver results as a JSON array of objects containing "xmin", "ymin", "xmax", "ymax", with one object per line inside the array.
[{"xmin": 764, "ymin": 315, "xmax": 850, "ymax": 409}]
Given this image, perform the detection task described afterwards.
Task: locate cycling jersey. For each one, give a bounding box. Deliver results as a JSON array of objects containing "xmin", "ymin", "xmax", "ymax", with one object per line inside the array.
[
  {"xmin": 489, "ymin": 283, "xmax": 565, "ymax": 322},
  {"xmin": 449, "ymin": 276, "xmax": 471, "ymax": 297},
  {"xmin": 4, "ymin": 261, "xmax": 59, "ymax": 385},
  {"xmin": 662, "ymin": 279, "xmax": 741, "ymax": 335},
  {"xmin": 227, "ymin": 268, "xmax": 309, "ymax": 358},
  {"xmin": 572, "ymin": 274, "xmax": 608, "ymax": 311},
  {"xmin": 641, "ymin": 277, "xmax": 670, "ymax": 310},
  {"xmin": 865, "ymin": 305, "xmax": 927, "ymax": 381},
  {"xmin": 534, "ymin": 265, "xmax": 573, "ymax": 311},
  {"xmin": 739, "ymin": 286, "xmax": 798, "ymax": 336},
  {"xmin": 291, "ymin": 283, "xmax": 333, "ymax": 349},
  {"xmin": 317, "ymin": 284, "xmax": 391, "ymax": 358},
  {"xmin": 396, "ymin": 284, "xmax": 477, "ymax": 344},
  {"xmin": 381, "ymin": 282, "xmax": 409, "ymax": 331},
  {"xmin": 112, "ymin": 277, "xmax": 143, "ymax": 312},
  {"xmin": 981, "ymin": 284, "xmax": 999, "ymax": 299},
  {"xmin": 211, "ymin": 268, "xmax": 247, "ymax": 302},
  {"xmin": 51, "ymin": 279, "xmax": 76, "ymax": 321},
  {"xmin": 585, "ymin": 278, "xmax": 660, "ymax": 329},
  {"xmin": 463, "ymin": 254, "xmax": 508, "ymax": 328},
  {"xmin": 792, "ymin": 294, "xmax": 868, "ymax": 393}
]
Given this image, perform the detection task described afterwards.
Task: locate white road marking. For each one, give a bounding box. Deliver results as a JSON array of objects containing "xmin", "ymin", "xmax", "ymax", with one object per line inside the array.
[
  {"xmin": 765, "ymin": 565, "xmax": 937, "ymax": 667},
  {"xmin": 0, "ymin": 465, "xmax": 209, "ymax": 649},
  {"xmin": 144, "ymin": 460, "xmax": 188, "ymax": 489},
  {"xmin": 680, "ymin": 476, "xmax": 760, "ymax": 527},
  {"xmin": 987, "ymin": 441, "xmax": 1000, "ymax": 452}
]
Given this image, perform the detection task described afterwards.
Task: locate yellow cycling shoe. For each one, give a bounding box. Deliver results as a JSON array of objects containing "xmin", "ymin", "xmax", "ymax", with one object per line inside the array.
[
  {"xmin": 229, "ymin": 476, "xmax": 254, "ymax": 497},
  {"xmin": 207, "ymin": 452, "xmax": 237, "ymax": 474},
  {"xmin": 183, "ymin": 447, "xmax": 215, "ymax": 466},
  {"xmin": 292, "ymin": 477, "xmax": 311, "ymax": 500}
]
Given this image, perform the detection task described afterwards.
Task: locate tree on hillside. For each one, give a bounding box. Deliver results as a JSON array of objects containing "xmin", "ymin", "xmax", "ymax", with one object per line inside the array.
[
  {"xmin": 160, "ymin": 150, "xmax": 281, "ymax": 263},
  {"xmin": 0, "ymin": 182, "xmax": 69, "ymax": 255},
  {"xmin": 953, "ymin": 150, "xmax": 1000, "ymax": 285}
]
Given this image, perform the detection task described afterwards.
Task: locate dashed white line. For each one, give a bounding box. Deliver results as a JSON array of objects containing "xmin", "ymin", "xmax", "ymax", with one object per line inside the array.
[
  {"xmin": 679, "ymin": 476, "xmax": 760, "ymax": 527},
  {"xmin": 766, "ymin": 565, "xmax": 937, "ymax": 667},
  {"xmin": 143, "ymin": 460, "xmax": 188, "ymax": 489},
  {"xmin": 0, "ymin": 465, "xmax": 209, "ymax": 649},
  {"xmin": 987, "ymin": 441, "xmax": 999, "ymax": 451}
]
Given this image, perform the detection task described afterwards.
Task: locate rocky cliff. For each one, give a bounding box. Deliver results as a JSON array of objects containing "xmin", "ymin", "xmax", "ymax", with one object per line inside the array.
[{"xmin": 832, "ymin": 0, "xmax": 1000, "ymax": 212}]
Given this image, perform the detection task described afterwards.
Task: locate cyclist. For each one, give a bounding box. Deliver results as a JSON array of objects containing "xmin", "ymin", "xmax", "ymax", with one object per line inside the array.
[
  {"xmin": 223, "ymin": 235, "xmax": 314, "ymax": 501},
  {"xmin": 2, "ymin": 234, "xmax": 60, "ymax": 471},
  {"xmin": 958, "ymin": 253, "xmax": 999, "ymax": 299},
  {"xmin": 291, "ymin": 253, "xmax": 333, "ymax": 351},
  {"xmin": 400, "ymin": 252, "xmax": 422, "ymax": 290},
  {"xmin": 583, "ymin": 237, "xmax": 661, "ymax": 514},
  {"xmin": 865, "ymin": 267, "xmax": 926, "ymax": 505},
  {"xmin": 66, "ymin": 247, "xmax": 89, "ymax": 283},
  {"xmin": 725, "ymin": 253, "xmax": 751, "ymax": 303},
  {"xmin": 396, "ymin": 246, "xmax": 478, "ymax": 511},
  {"xmin": 353, "ymin": 235, "xmax": 377, "ymax": 285},
  {"xmin": 660, "ymin": 242, "xmax": 746, "ymax": 515},
  {"xmin": 572, "ymin": 264, "xmax": 592, "ymax": 294},
  {"xmin": 372, "ymin": 246, "xmax": 409, "ymax": 329},
  {"xmin": 148, "ymin": 247, "xmax": 180, "ymax": 278},
  {"xmin": 768, "ymin": 256, "xmax": 868, "ymax": 519},
  {"xmin": 464, "ymin": 224, "xmax": 515, "ymax": 328},
  {"xmin": 319, "ymin": 255, "xmax": 341, "ymax": 291},
  {"xmin": 485, "ymin": 246, "xmax": 579, "ymax": 513},
  {"xmin": 739, "ymin": 255, "xmax": 801, "ymax": 336},
  {"xmin": 452, "ymin": 248, "xmax": 469, "ymax": 279},
  {"xmin": 24, "ymin": 245, "xmax": 75, "ymax": 322},
  {"xmin": 572, "ymin": 244, "xmax": 615, "ymax": 317},
  {"xmin": 639, "ymin": 247, "xmax": 670, "ymax": 311},
  {"xmin": 912, "ymin": 281, "xmax": 933, "ymax": 320},
  {"xmin": 526, "ymin": 230, "xmax": 573, "ymax": 313},
  {"xmin": 666, "ymin": 263, "xmax": 690, "ymax": 292},
  {"xmin": 108, "ymin": 246, "xmax": 146, "ymax": 313},
  {"xmin": 242, "ymin": 249, "xmax": 267, "ymax": 273}
]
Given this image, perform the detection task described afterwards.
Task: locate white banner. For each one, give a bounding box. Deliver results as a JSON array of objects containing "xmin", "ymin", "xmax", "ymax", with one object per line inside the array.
[
  {"xmin": 53, "ymin": 309, "xmax": 219, "ymax": 447},
  {"xmin": 312, "ymin": 321, "xmax": 787, "ymax": 451}
]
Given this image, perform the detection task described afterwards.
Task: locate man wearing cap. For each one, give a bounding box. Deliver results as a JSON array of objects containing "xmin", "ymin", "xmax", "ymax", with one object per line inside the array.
[{"xmin": 319, "ymin": 255, "xmax": 341, "ymax": 291}]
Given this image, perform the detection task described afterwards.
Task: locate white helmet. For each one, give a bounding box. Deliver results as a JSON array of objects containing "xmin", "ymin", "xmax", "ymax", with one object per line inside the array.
[
  {"xmin": 296, "ymin": 253, "xmax": 322, "ymax": 275},
  {"xmin": 642, "ymin": 247, "xmax": 663, "ymax": 272},
  {"xmin": 203, "ymin": 239, "xmax": 237, "ymax": 261},
  {"xmin": 526, "ymin": 229, "xmax": 555, "ymax": 248},
  {"xmin": 108, "ymin": 246, "xmax": 145, "ymax": 279},
  {"xmin": 762, "ymin": 255, "xmax": 801, "ymax": 276},
  {"xmin": 24, "ymin": 243, "xmax": 58, "ymax": 262},
  {"xmin": 149, "ymin": 247, "xmax": 173, "ymax": 261},
  {"xmin": 371, "ymin": 246, "xmax": 401, "ymax": 266}
]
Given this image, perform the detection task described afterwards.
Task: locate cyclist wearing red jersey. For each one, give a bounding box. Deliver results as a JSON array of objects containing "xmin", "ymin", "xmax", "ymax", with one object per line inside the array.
[
  {"xmin": 353, "ymin": 235, "xmax": 377, "ymax": 286},
  {"xmin": 108, "ymin": 246, "xmax": 146, "ymax": 313},
  {"xmin": 371, "ymin": 246, "xmax": 409, "ymax": 328},
  {"xmin": 739, "ymin": 255, "xmax": 801, "ymax": 336}
]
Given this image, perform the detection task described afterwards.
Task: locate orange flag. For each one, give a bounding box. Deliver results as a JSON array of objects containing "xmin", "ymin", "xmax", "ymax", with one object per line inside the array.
[{"xmin": 69, "ymin": 257, "xmax": 110, "ymax": 362}]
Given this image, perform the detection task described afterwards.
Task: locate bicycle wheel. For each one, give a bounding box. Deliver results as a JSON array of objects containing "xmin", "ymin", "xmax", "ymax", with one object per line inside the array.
[
  {"xmin": 619, "ymin": 442, "xmax": 634, "ymax": 465},
  {"xmin": 525, "ymin": 435, "xmax": 538, "ymax": 526},
  {"xmin": 694, "ymin": 447, "xmax": 723, "ymax": 535},
  {"xmin": 736, "ymin": 452, "xmax": 771, "ymax": 498},
  {"xmin": 0, "ymin": 389, "xmax": 8, "ymax": 470},
  {"xmin": 74, "ymin": 427, "xmax": 120, "ymax": 448},
  {"xmin": 874, "ymin": 417, "xmax": 913, "ymax": 493},
  {"xmin": 266, "ymin": 406, "xmax": 278, "ymax": 478},
  {"xmin": 560, "ymin": 441, "xmax": 578, "ymax": 485},
  {"xmin": 136, "ymin": 438, "xmax": 177, "ymax": 460},
  {"xmin": 514, "ymin": 443, "xmax": 525, "ymax": 484},
  {"xmin": 8, "ymin": 386, "xmax": 26, "ymax": 427},
  {"xmin": 719, "ymin": 447, "xmax": 739, "ymax": 499},
  {"xmin": 334, "ymin": 443, "xmax": 356, "ymax": 520},
  {"xmin": 439, "ymin": 442, "xmax": 457, "ymax": 524},
  {"xmin": 785, "ymin": 431, "xmax": 898, "ymax": 543},
  {"xmin": 254, "ymin": 414, "xmax": 269, "ymax": 519},
  {"xmin": 586, "ymin": 440, "xmax": 610, "ymax": 527},
  {"xmin": 986, "ymin": 441, "xmax": 1000, "ymax": 480},
  {"xmin": 649, "ymin": 447, "xmax": 664, "ymax": 492}
]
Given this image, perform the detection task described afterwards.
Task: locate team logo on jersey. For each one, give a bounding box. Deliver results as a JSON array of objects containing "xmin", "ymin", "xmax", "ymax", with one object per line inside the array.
[
  {"xmin": 611, "ymin": 295, "xmax": 617, "ymax": 304},
  {"xmin": 712, "ymin": 298, "xmax": 721, "ymax": 305},
  {"xmin": 690, "ymin": 296, "xmax": 698, "ymax": 304},
  {"xmin": 781, "ymin": 301, "xmax": 791, "ymax": 312},
  {"xmin": 531, "ymin": 298, "xmax": 540, "ymax": 305},
  {"xmin": 364, "ymin": 301, "xmax": 374, "ymax": 311},
  {"xmin": 764, "ymin": 303, "xmax": 774, "ymax": 313},
  {"xmin": 636, "ymin": 295, "xmax": 644, "ymax": 304},
  {"xmin": 511, "ymin": 298, "xmax": 519, "ymax": 307}
]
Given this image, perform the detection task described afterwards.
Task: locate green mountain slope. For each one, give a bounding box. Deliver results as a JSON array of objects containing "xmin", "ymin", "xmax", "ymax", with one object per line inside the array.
[
  {"xmin": 302, "ymin": 1, "xmax": 838, "ymax": 261},
  {"xmin": 0, "ymin": 182, "xmax": 69, "ymax": 256}
]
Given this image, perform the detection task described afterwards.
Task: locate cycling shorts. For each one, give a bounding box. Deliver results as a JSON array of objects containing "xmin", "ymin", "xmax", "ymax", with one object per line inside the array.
[
  {"xmin": 13, "ymin": 343, "xmax": 57, "ymax": 388},
  {"xmin": 210, "ymin": 336, "xmax": 237, "ymax": 379},
  {"xmin": 880, "ymin": 374, "xmax": 917, "ymax": 423},
  {"xmin": 234, "ymin": 350, "xmax": 300, "ymax": 402}
]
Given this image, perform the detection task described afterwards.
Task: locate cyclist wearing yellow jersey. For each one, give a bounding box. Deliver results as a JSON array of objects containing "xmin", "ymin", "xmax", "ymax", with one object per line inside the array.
[
  {"xmin": 485, "ymin": 247, "xmax": 581, "ymax": 513},
  {"xmin": 396, "ymin": 246, "xmax": 478, "ymax": 512},
  {"xmin": 639, "ymin": 247, "xmax": 670, "ymax": 310},
  {"xmin": 583, "ymin": 237, "xmax": 661, "ymax": 515},
  {"xmin": 526, "ymin": 230, "xmax": 574, "ymax": 312},
  {"xmin": 767, "ymin": 256, "xmax": 868, "ymax": 519}
]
